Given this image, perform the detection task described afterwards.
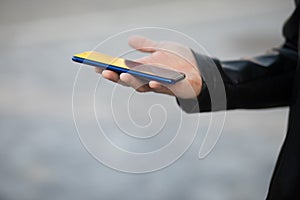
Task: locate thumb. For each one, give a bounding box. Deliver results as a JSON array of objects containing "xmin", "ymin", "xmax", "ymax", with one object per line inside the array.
[{"xmin": 128, "ymin": 35, "xmax": 158, "ymax": 53}]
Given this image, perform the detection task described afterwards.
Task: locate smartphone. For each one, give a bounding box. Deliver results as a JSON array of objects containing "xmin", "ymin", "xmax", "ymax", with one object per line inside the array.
[{"xmin": 72, "ymin": 51, "xmax": 185, "ymax": 84}]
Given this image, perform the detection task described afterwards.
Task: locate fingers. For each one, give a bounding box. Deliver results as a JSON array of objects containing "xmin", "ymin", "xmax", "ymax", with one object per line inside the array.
[
  {"xmin": 149, "ymin": 81, "xmax": 174, "ymax": 96},
  {"xmin": 148, "ymin": 80, "xmax": 162, "ymax": 89},
  {"xmin": 120, "ymin": 73, "xmax": 155, "ymax": 92},
  {"xmin": 94, "ymin": 68, "xmax": 150, "ymax": 92},
  {"xmin": 95, "ymin": 68, "xmax": 173, "ymax": 95},
  {"xmin": 120, "ymin": 73, "xmax": 151, "ymax": 92},
  {"xmin": 101, "ymin": 70, "xmax": 120, "ymax": 83},
  {"xmin": 128, "ymin": 35, "xmax": 158, "ymax": 53}
]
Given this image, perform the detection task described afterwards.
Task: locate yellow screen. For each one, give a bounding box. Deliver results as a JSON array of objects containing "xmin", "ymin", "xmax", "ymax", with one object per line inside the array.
[{"xmin": 74, "ymin": 51, "xmax": 130, "ymax": 69}]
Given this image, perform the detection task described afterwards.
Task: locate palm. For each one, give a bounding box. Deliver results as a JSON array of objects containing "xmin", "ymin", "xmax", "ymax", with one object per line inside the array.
[{"xmin": 133, "ymin": 39, "xmax": 202, "ymax": 98}]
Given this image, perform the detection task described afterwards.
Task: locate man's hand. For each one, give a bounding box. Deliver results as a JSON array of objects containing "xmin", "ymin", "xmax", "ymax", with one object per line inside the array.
[{"xmin": 95, "ymin": 35, "xmax": 202, "ymax": 99}]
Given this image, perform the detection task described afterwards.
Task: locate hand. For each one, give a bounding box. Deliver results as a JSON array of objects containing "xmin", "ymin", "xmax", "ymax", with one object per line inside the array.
[{"xmin": 95, "ymin": 35, "xmax": 202, "ymax": 99}]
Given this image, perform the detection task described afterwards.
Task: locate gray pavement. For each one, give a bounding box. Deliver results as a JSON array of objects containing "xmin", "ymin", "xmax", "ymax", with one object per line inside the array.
[{"xmin": 0, "ymin": 0, "xmax": 294, "ymax": 199}]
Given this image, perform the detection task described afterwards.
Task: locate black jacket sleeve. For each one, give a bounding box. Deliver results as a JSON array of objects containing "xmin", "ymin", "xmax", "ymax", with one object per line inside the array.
[{"xmin": 177, "ymin": 1, "xmax": 299, "ymax": 113}]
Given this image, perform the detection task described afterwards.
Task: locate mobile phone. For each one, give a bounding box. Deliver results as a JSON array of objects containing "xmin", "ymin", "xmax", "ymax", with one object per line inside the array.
[{"xmin": 72, "ymin": 51, "xmax": 185, "ymax": 84}]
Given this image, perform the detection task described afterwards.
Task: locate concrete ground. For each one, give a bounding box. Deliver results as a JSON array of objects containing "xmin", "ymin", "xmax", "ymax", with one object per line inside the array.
[{"xmin": 0, "ymin": 0, "xmax": 295, "ymax": 199}]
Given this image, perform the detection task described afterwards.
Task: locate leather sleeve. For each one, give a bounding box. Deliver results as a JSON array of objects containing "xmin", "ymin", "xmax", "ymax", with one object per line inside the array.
[
  {"xmin": 177, "ymin": 1, "xmax": 299, "ymax": 113},
  {"xmin": 177, "ymin": 47, "xmax": 298, "ymax": 113},
  {"xmin": 210, "ymin": 47, "xmax": 297, "ymax": 110}
]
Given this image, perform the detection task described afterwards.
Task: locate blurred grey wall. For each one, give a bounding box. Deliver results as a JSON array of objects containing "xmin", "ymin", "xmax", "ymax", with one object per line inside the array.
[{"xmin": 0, "ymin": 0, "xmax": 294, "ymax": 200}]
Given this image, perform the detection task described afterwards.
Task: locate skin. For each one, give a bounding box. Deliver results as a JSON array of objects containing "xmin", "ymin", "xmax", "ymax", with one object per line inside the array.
[{"xmin": 94, "ymin": 35, "xmax": 203, "ymax": 99}]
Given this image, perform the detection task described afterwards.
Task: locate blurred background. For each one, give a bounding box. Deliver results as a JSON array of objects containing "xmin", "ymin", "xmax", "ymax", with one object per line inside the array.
[{"xmin": 0, "ymin": 0, "xmax": 295, "ymax": 199}]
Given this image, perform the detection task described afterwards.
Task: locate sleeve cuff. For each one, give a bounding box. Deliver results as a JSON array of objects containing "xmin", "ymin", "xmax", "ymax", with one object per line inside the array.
[{"xmin": 176, "ymin": 50, "xmax": 226, "ymax": 113}]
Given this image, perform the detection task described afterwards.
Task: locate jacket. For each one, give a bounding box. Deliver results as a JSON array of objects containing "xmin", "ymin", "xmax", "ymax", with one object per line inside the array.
[{"xmin": 178, "ymin": 0, "xmax": 299, "ymax": 199}]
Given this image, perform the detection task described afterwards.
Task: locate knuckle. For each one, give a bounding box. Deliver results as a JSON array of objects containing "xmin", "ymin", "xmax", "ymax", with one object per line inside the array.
[{"xmin": 136, "ymin": 87, "xmax": 147, "ymax": 92}]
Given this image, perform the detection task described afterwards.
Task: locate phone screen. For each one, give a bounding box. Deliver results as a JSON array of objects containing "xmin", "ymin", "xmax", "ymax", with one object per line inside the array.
[{"xmin": 72, "ymin": 51, "xmax": 185, "ymax": 84}]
